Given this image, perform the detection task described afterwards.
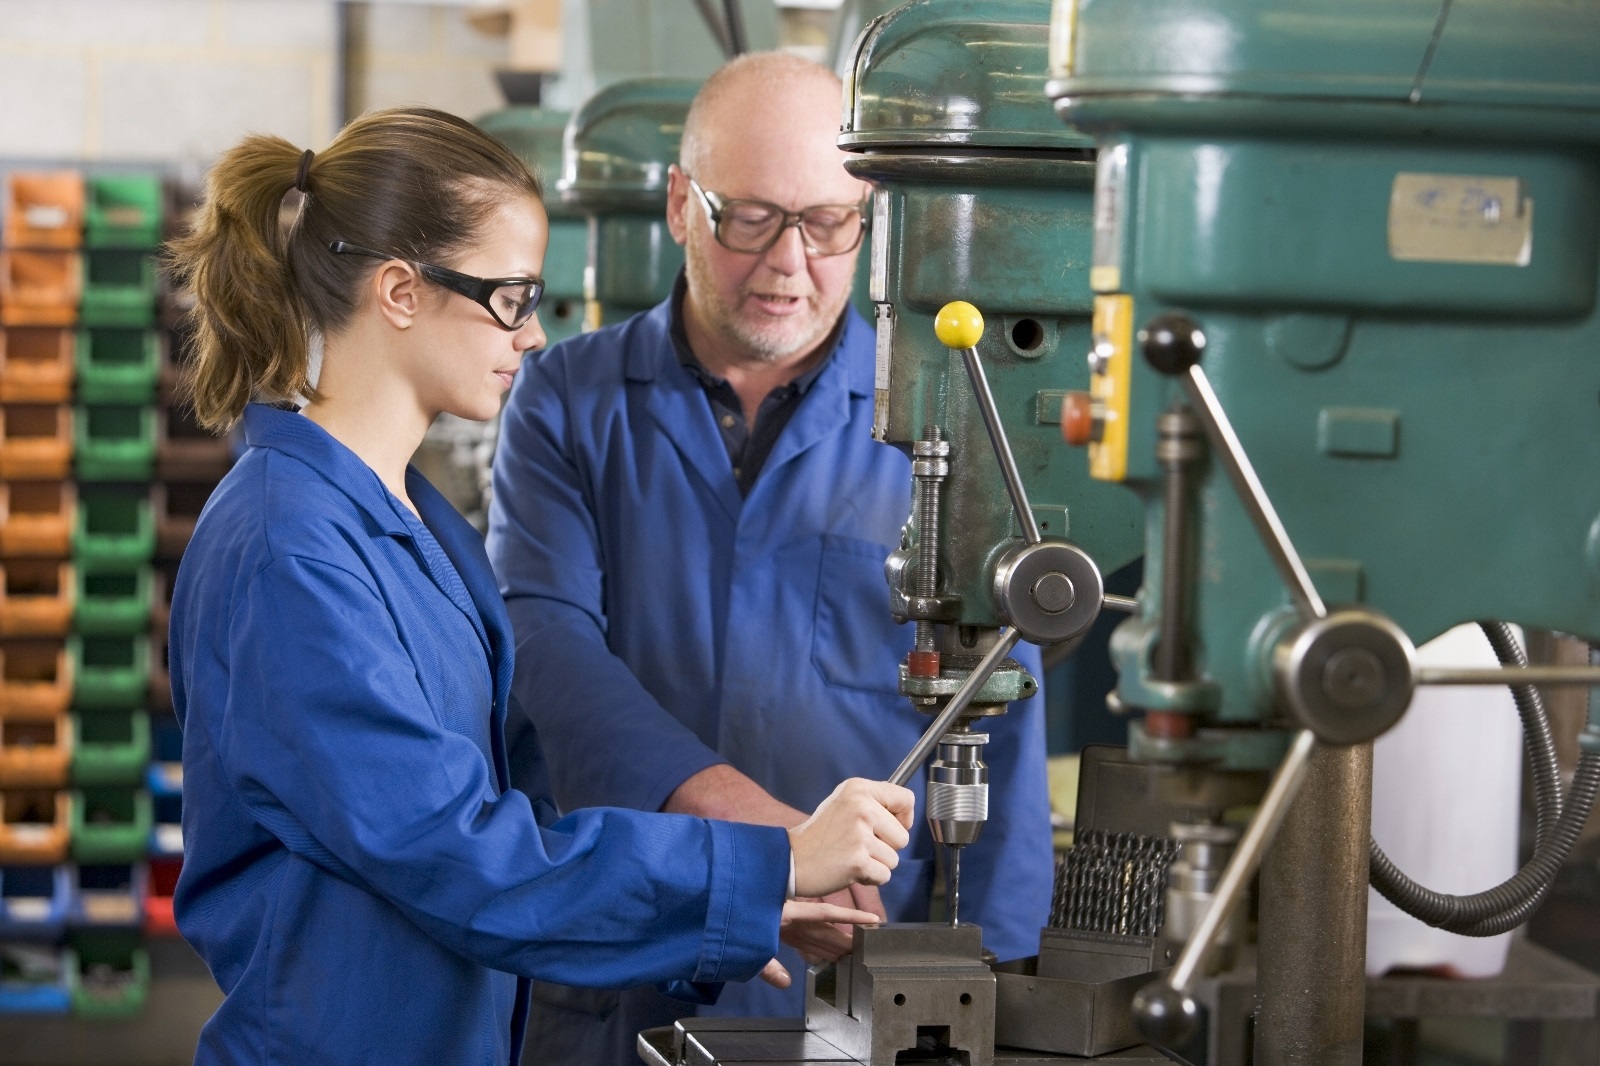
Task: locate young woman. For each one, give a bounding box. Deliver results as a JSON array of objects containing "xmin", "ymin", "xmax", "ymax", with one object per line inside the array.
[{"xmin": 165, "ymin": 106, "xmax": 914, "ymax": 1066}]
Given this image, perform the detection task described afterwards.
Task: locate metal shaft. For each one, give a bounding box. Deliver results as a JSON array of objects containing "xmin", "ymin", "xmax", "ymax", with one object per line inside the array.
[
  {"xmin": 1102, "ymin": 594, "xmax": 1138, "ymax": 613},
  {"xmin": 889, "ymin": 628, "xmax": 1023, "ymax": 786},
  {"xmin": 1255, "ymin": 741, "xmax": 1374, "ymax": 1066},
  {"xmin": 1417, "ymin": 664, "xmax": 1600, "ymax": 686},
  {"xmin": 1154, "ymin": 404, "xmax": 1201, "ymax": 680},
  {"xmin": 1166, "ymin": 728, "xmax": 1317, "ymax": 993},
  {"xmin": 1181, "ymin": 366, "xmax": 1326, "ymax": 621},
  {"xmin": 911, "ymin": 432, "xmax": 950, "ymax": 655},
  {"xmin": 958, "ymin": 346, "xmax": 1041, "ymax": 545}
]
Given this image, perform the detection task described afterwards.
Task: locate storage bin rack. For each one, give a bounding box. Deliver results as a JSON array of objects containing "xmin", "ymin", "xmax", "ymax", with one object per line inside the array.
[{"xmin": 0, "ymin": 167, "xmax": 208, "ymax": 1018}]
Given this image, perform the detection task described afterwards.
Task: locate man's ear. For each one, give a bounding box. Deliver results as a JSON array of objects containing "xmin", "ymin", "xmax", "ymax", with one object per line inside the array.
[
  {"xmin": 373, "ymin": 260, "xmax": 421, "ymax": 330},
  {"xmin": 666, "ymin": 164, "xmax": 690, "ymax": 248}
]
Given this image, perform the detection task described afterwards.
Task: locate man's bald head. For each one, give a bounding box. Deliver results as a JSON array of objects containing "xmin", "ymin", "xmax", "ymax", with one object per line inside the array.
[{"xmin": 680, "ymin": 52, "xmax": 845, "ymax": 180}]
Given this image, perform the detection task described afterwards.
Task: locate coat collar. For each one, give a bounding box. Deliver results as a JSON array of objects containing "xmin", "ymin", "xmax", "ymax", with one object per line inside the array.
[{"xmin": 622, "ymin": 292, "xmax": 875, "ymax": 517}]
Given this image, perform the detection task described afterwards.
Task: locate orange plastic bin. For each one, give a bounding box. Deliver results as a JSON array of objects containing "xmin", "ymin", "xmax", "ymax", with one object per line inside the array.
[
  {"xmin": 0, "ymin": 717, "xmax": 73, "ymax": 788},
  {"xmin": 0, "ymin": 790, "xmax": 71, "ymax": 864},
  {"xmin": 0, "ymin": 561, "xmax": 74, "ymax": 637},
  {"xmin": 0, "ymin": 251, "xmax": 81, "ymax": 327},
  {"xmin": 0, "ymin": 482, "xmax": 76, "ymax": 557},
  {"xmin": 0, "ymin": 328, "xmax": 74, "ymax": 403},
  {"xmin": 0, "ymin": 640, "xmax": 72, "ymax": 721},
  {"xmin": 3, "ymin": 173, "xmax": 85, "ymax": 250},
  {"xmin": 0, "ymin": 405, "xmax": 72, "ymax": 480}
]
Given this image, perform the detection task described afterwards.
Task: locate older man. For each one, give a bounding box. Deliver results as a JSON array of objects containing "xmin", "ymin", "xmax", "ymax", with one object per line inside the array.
[{"xmin": 487, "ymin": 52, "xmax": 1053, "ymax": 1065}]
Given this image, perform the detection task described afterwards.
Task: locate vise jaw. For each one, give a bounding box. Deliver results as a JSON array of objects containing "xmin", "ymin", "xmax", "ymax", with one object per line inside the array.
[{"xmin": 806, "ymin": 924, "xmax": 995, "ymax": 1066}]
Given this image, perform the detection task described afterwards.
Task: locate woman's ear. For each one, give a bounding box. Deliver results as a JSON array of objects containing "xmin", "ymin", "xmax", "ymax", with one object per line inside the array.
[{"xmin": 372, "ymin": 260, "xmax": 421, "ymax": 330}]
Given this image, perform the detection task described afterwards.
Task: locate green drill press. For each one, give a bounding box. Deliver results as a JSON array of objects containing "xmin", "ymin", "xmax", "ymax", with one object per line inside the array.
[
  {"xmin": 839, "ymin": 0, "xmax": 1144, "ymax": 947},
  {"xmin": 556, "ymin": 78, "xmax": 698, "ymax": 330},
  {"xmin": 1048, "ymin": 0, "xmax": 1600, "ymax": 1061},
  {"xmin": 475, "ymin": 107, "xmax": 587, "ymax": 347}
]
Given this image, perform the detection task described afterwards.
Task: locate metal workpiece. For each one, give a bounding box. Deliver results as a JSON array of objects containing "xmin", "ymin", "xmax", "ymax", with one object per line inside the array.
[
  {"xmin": 807, "ymin": 924, "xmax": 996, "ymax": 1066},
  {"xmin": 890, "ymin": 628, "xmax": 1022, "ymax": 788},
  {"xmin": 927, "ymin": 731, "xmax": 989, "ymax": 848},
  {"xmin": 1273, "ymin": 609, "xmax": 1418, "ymax": 746},
  {"xmin": 1153, "ymin": 404, "xmax": 1201, "ymax": 682},
  {"xmin": 1254, "ymin": 742, "xmax": 1374, "ymax": 1066}
]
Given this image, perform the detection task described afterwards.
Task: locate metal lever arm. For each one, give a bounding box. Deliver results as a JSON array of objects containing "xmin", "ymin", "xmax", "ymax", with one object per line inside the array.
[
  {"xmin": 1141, "ymin": 315, "xmax": 1326, "ymax": 622},
  {"xmin": 890, "ymin": 628, "xmax": 1022, "ymax": 787},
  {"xmin": 1133, "ymin": 728, "xmax": 1319, "ymax": 1044},
  {"xmin": 936, "ymin": 301, "xmax": 1042, "ymax": 545}
]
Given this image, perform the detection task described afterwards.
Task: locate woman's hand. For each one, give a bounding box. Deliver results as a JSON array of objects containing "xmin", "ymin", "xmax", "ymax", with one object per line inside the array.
[
  {"xmin": 781, "ymin": 883, "xmax": 888, "ymax": 964},
  {"xmin": 787, "ymin": 778, "xmax": 914, "ymax": 898},
  {"xmin": 759, "ymin": 898, "xmax": 883, "ymax": 987}
]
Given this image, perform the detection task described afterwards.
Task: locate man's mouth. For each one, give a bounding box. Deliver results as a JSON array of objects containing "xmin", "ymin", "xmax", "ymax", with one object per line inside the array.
[{"xmin": 748, "ymin": 292, "xmax": 806, "ymax": 316}]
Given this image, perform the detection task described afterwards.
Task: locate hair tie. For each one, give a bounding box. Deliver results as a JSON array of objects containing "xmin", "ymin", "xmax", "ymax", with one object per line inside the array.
[{"xmin": 294, "ymin": 148, "xmax": 315, "ymax": 194}]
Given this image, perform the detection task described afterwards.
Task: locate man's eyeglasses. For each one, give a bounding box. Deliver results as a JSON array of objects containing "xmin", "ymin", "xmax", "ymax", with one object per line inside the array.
[
  {"xmin": 685, "ymin": 177, "xmax": 866, "ymax": 258},
  {"xmin": 327, "ymin": 241, "xmax": 544, "ymax": 331}
]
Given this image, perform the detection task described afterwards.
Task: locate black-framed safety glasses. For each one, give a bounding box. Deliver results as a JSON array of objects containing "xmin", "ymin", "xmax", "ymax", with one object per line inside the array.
[
  {"xmin": 327, "ymin": 241, "xmax": 544, "ymax": 331},
  {"xmin": 685, "ymin": 177, "xmax": 867, "ymax": 257}
]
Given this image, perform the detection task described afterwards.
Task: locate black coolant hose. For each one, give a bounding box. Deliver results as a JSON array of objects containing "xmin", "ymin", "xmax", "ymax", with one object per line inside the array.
[{"xmin": 1368, "ymin": 622, "xmax": 1600, "ymax": 937}]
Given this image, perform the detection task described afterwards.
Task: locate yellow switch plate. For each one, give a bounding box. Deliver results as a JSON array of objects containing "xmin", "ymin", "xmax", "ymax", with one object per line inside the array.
[{"xmin": 1088, "ymin": 294, "xmax": 1132, "ymax": 481}]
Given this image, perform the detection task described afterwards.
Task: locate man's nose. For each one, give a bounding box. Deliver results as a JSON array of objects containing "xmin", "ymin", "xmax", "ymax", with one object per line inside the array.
[{"xmin": 762, "ymin": 220, "xmax": 809, "ymax": 275}]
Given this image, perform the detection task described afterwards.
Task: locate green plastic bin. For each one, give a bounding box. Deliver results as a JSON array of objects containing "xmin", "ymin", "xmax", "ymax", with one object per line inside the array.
[
  {"xmin": 85, "ymin": 176, "xmax": 163, "ymax": 250},
  {"xmin": 68, "ymin": 938, "xmax": 149, "ymax": 1019},
  {"xmin": 73, "ymin": 568, "xmax": 152, "ymax": 636},
  {"xmin": 71, "ymin": 711, "xmax": 151, "ymax": 786},
  {"xmin": 73, "ymin": 489, "xmax": 154, "ymax": 568},
  {"xmin": 68, "ymin": 635, "xmax": 149, "ymax": 710},
  {"xmin": 74, "ymin": 406, "xmax": 155, "ymax": 482},
  {"xmin": 69, "ymin": 788, "xmax": 152, "ymax": 864},
  {"xmin": 79, "ymin": 252, "xmax": 156, "ymax": 329},
  {"xmin": 74, "ymin": 330, "xmax": 159, "ymax": 404}
]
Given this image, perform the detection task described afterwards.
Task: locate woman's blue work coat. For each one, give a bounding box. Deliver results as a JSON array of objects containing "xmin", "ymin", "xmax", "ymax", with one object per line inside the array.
[
  {"xmin": 486, "ymin": 299, "xmax": 1055, "ymax": 1026},
  {"xmin": 170, "ymin": 404, "xmax": 791, "ymax": 1066}
]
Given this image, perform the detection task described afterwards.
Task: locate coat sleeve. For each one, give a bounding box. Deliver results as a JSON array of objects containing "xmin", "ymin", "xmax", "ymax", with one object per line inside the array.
[
  {"xmin": 486, "ymin": 351, "xmax": 727, "ymax": 814},
  {"xmin": 957, "ymin": 641, "xmax": 1056, "ymax": 964},
  {"xmin": 211, "ymin": 551, "xmax": 788, "ymax": 988}
]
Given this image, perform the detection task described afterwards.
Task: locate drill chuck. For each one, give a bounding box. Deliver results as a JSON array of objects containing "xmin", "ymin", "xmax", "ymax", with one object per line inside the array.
[{"xmin": 928, "ymin": 732, "xmax": 989, "ymax": 847}]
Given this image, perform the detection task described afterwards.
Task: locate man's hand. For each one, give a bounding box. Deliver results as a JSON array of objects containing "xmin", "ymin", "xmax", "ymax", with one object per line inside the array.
[
  {"xmin": 788, "ymin": 778, "xmax": 915, "ymax": 899},
  {"xmin": 759, "ymin": 899, "xmax": 882, "ymax": 987},
  {"xmin": 781, "ymin": 883, "xmax": 889, "ymax": 963}
]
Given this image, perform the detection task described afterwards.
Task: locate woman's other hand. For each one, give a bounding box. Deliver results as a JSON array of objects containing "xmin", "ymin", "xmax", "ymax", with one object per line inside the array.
[{"xmin": 759, "ymin": 898, "xmax": 882, "ymax": 987}]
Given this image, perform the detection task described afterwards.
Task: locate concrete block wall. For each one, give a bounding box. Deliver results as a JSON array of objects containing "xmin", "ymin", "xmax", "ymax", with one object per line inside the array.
[{"xmin": 0, "ymin": 0, "xmax": 508, "ymax": 165}]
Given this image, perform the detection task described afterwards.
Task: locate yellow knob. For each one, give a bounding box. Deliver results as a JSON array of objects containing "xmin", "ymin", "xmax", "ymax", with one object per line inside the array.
[{"xmin": 934, "ymin": 301, "xmax": 985, "ymax": 350}]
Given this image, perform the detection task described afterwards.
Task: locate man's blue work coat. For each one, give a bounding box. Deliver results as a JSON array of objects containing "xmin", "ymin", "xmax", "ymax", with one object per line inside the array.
[
  {"xmin": 171, "ymin": 404, "xmax": 791, "ymax": 1066},
  {"xmin": 486, "ymin": 298, "xmax": 1055, "ymax": 1030}
]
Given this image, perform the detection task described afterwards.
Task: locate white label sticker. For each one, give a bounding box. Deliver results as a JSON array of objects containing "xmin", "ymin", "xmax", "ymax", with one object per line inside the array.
[
  {"xmin": 1091, "ymin": 143, "xmax": 1128, "ymax": 291},
  {"xmin": 1388, "ymin": 173, "xmax": 1533, "ymax": 266},
  {"xmin": 870, "ymin": 188, "xmax": 891, "ymax": 304}
]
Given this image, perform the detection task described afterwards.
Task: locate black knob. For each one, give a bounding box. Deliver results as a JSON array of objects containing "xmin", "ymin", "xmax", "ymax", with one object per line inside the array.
[
  {"xmin": 1132, "ymin": 980, "xmax": 1200, "ymax": 1047},
  {"xmin": 1140, "ymin": 313, "xmax": 1206, "ymax": 376}
]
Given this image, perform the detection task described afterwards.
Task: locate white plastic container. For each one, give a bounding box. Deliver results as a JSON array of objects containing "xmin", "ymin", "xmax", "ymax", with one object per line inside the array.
[{"xmin": 1366, "ymin": 623, "xmax": 1522, "ymax": 978}]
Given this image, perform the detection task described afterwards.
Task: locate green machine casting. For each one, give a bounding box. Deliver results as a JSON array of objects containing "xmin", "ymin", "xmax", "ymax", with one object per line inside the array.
[
  {"xmin": 475, "ymin": 107, "xmax": 587, "ymax": 347},
  {"xmin": 556, "ymin": 78, "xmax": 698, "ymax": 330},
  {"xmin": 1047, "ymin": 0, "xmax": 1600, "ymax": 1059}
]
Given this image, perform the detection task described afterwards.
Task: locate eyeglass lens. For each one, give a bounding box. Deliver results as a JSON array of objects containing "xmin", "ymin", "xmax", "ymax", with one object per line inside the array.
[
  {"xmin": 493, "ymin": 280, "xmax": 542, "ymax": 329},
  {"xmin": 718, "ymin": 202, "xmax": 863, "ymax": 255}
]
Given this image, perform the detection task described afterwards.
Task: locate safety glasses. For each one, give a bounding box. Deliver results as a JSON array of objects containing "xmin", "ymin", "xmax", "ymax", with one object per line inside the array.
[
  {"xmin": 685, "ymin": 177, "xmax": 867, "ymax": 257},
  {"xmin": 327, "ymin": 241, "xmax": 544, "ymax": 331}
]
